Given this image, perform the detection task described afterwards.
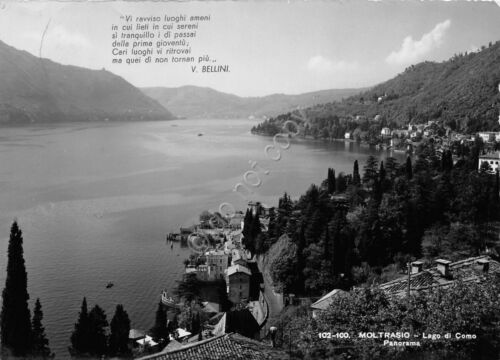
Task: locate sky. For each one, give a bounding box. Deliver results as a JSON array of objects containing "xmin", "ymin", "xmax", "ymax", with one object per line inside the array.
[{"xmin": 1, "ymin": 0, "xmax": 500, "ymax": 97}]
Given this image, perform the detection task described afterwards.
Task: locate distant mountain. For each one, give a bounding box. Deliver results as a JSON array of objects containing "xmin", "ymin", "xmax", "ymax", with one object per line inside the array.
[
  {"xmin": 141, "ymin": 85, "xmax": 364, "ymax": 119},
  {"xmin": 0, "ymin": 40, "xmax": 174, "ymax": 124},
  {"xmin": 257, "ymin": 41, "xmax": 500, "ymax": 134}
]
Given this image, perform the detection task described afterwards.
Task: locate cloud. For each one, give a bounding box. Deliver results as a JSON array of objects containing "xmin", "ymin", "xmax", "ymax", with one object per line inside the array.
[
  {"xmin": 307, "ymin": 55, "xmax": 358, "ymax": 73},
  {"xmin": 386, "ymin": 19, "xmax": 451, "ymax": 65}
]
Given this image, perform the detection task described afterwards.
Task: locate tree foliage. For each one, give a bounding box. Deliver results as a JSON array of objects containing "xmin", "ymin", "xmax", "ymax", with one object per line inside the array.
[
  {"xmin": 109, "ymin": 304, "xmax": 131, "ymax": 357},
  {"xmin": 31, "ymin": 298, "xmax": 53, "ymax": 358},
  {"xmin": 266, "ymin": 140, "xmax": 500, "ymax": 296},
  {"xmin": 70, "ymin": 297, "xmax": 90, "ymax": 355},
  {"xmin": 284, "ymin": 276, "xmax": 500, "ymax": 360},
  {"xmin": 1, "ymin": 221, "xmax": 33, "ymax": 356},
  {"xmin": 150, "ymin": 302, "xmax": 168, "ymax": 343}
]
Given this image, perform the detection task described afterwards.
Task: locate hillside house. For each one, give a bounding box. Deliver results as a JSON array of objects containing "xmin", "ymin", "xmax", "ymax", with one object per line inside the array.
[
  {"xmin": 391, "ymin": 129, "xmax": 409, "ymax": 138},
  {"xmin": 206, "ymin": 250, "xmax": 229, "ymax": 280},
  {"xmin": 226, "ymin": 264, "xmax": 251, "ymax": 304},
  {"xmin": 478, "ymin": 152, "xmax": 500, "ymax": 173},
  {"xmin": 380, "ymin": 127, "xmax": 391, "ymax": 137},
  {"xmin": 478, "ymin": 132, "xmax": 498, "ymax": 143}
]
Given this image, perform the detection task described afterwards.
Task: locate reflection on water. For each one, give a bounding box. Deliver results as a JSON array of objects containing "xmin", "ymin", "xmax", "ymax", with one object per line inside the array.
[{"xmin": 0, "ymin": 119, "xmax": 402, "ymax": 357}]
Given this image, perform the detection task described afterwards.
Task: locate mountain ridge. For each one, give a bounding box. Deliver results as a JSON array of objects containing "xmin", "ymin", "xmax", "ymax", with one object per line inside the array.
[
  {"xmin": 142, "ymin": 85, "xmax": 365, "ymax": 119},
  {"xmin": 0, "ymin": 40, "xmax": 174, "ymax": 124}
]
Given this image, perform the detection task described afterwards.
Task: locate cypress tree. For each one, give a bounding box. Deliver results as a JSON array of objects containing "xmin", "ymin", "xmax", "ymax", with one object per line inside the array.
[
  {"xmin": 405, "ymin": 156, "xmax": 413, "ymax": 180},
  {"xmin": 327, "ymin": 168, "xmax": 336, "ymax": 194},
  {"xmin": 267, "ymin": 207, "xmax": 277, "ymax": 240},
  {"xmin": 31, "ymin": 298, "xmax": 52, "ymax": 358},
  {"xmin": 250, "ymin": 213, "xmax": 262, "ymax": 242},
  {"xmin": 336, "ymin": 172, "xmax": 347, "ymax": 193},
  {"xmin": 150, "ymin": 302, "xmax": 168, "ymax": 342},
  {"xmin": 109, "ymin": 304, "xmax": 131, "ymax": 356},
  {"xmin": 167, "ymin": 313, "xmax": 178, "ymax": 334},
  {"xmin": 495, "ymin": 171, "xmax": 499, "ymax": 204},
  {"xmin": 1, "ymin": 221, "xmax": 33, "ymax": 356},
  {"xmin": 70, "ymin": 297, "xmax": 90, "ymax": 355},
  {"xmin": 242, "ymin": 209, "xmax": 253, "ymax": 242},
  {"xmin": 352, "ymin": 160, "xmax": 361, "ymax": 185},
  {"xmin": 379, "ymin": 161, "xmax": 388, "ymax": 194},
  {"xmin": 379, "ymin": 161, "xmax": 386, "ymax": 183},
  {"xmin": 362, "ymin": 155, "xmax": 379, "ymax": 187},
  {"xmin": 385, "ymin": 157, "xmax": 398, "ymax": 181},
  {"xmin": 87, "ymin": 305, "xmax": 108, "ymax": 356}
]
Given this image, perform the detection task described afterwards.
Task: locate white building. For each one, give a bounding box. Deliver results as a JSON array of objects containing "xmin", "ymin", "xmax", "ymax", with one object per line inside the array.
[
  {"xmin": 380, "ymin": 127, "xmax": 391, "ymax": 136},
  {"xmin": 478, "ymin": 152, "xmax": 500, "ymax": 173},
  {"xmin": 477, "ymin": 132, "xmax": 497, "ymax": 143}
]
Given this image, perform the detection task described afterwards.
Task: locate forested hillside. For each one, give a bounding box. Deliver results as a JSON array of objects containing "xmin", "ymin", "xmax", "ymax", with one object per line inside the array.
[
  {"xmin": 243, "ymin": 140, "xmax": 500, "ymax": 296},
  {"xmin": 253, "ymin": 41, "xmax": 500, "ymax": 137}
]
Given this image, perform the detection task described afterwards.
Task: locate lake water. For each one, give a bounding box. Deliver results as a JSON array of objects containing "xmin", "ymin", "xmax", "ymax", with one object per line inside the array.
[{"xmin": 0, "ymin": 119, "xmax": 403, "ymax": 357}]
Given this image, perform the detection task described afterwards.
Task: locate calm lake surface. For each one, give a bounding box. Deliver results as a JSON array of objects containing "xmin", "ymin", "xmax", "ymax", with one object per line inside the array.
[{"xmin": 0, "ymin": 119, "xmax": 403, "ymax": 357}]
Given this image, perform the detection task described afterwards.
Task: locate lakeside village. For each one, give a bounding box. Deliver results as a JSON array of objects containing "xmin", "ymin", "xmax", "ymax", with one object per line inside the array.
[
  {"xmin": 139, "ymin": 203, "xmax": 272, "ymax": 350},
  {"xmin": 354, "ymin": 117, "xmax": 500, "ymax": 172},
  {"xmin": 253, "ymin": 84, "xmax": 500, "ymax": 169}
]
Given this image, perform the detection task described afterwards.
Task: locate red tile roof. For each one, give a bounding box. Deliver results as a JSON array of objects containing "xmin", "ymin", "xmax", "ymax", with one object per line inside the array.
[{"xmin": 137, "ymin": 333, "xmax": 287, "ymax": 360}]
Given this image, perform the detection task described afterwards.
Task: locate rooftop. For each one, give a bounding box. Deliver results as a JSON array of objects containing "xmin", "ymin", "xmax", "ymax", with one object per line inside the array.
[
  {"xmin": 212, "ymin": 309, "xmax": 260, "ymax": 339},
  {"xmin": 129, "ymin": 329, "xmax": 145, "ymax": 340},
  {"xmin": 310, "ymin": 289, "xmax": 347, "ymax": 311},
  {"xmin": 137, "ymin": 335, "xmax": 158, "ymax": 347},
  {"xmin": 379, "ymin": 255, "xmax": 500, "ymax": 297},
  {"xmin": 479, "ymin": 152, "xmax": 500, "ymax": 159},
  {"xmin": 137, "ymin": 333, "xmax": 287, "ymax": 360},
  {"xmin": 226, "ymin": 264, "xmax": 251, "ymax": 277}
]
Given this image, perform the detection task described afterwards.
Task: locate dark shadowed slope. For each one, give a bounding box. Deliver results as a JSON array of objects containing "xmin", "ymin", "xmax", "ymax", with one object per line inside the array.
[{"xmin": 0, "ymin": 40, "xmax": 174, "ymax": 124}]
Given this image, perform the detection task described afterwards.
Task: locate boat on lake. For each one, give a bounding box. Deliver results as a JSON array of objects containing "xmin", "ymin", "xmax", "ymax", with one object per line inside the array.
[{"xmin": 106, "ymin": 282, "xmax": 114, "ymax": 289}]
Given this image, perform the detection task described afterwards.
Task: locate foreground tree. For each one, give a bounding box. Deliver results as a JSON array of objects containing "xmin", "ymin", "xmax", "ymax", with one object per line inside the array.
[
  {"xmin": 87, "ymin": 305, "xmax": 108, "ymax": 356},
  {"xmin": 70, "ymin": 297, "xmax": 90, "ymax": 355},
  {"xmin": 1, "ymin": 221, "xmax": 33, "ymax": 356},
  {"xmin": 31, "ymin": 298, "xmax": 53, "ymax": 358},
  {"xmin": 150, "ymin": 302, "xmax": 168, "ymax": 343},
  {"xmin": 109, "ymin": 304, "xmax": 131, "ymax": 357},
  {"xmin": 352, "ymin": 160, "xmax": 361, "ymax": 185}
]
